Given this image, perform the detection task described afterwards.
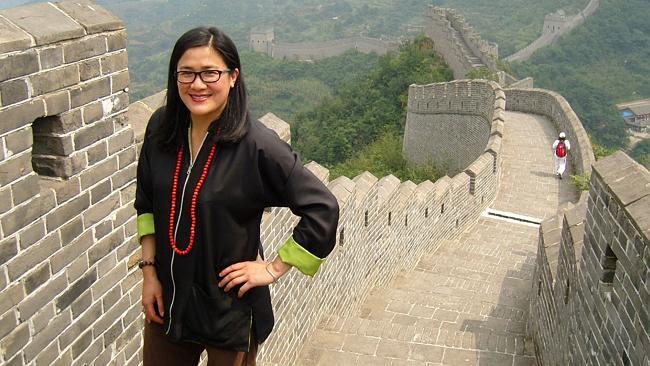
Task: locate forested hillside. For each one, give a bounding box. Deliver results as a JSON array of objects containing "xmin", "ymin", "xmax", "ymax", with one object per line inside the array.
[{"xmin": 512, "ymin": 0, "xmax": 650, "ymax": 152}]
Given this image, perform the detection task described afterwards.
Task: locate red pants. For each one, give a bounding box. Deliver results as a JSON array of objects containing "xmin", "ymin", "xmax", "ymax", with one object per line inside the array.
[{"xmin": 143, "ymin": 322, "xmax": 257, "ymax": 366}]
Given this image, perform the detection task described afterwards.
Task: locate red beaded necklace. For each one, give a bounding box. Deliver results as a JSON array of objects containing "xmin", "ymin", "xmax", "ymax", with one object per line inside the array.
[{"xmin": 168, "ymin": 128, "xmax": 221, "ymax": 256}]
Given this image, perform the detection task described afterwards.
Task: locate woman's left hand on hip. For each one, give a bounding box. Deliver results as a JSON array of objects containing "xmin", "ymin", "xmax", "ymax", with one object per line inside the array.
[{"xmin": 218, "ymin": 258, "xmax": 275, "ymax": 298}]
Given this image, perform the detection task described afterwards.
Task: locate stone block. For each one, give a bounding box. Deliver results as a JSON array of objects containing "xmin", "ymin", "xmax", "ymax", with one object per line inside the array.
[
  {"xmin": 33, "ymin": 134, "xmax": 74, "ymax": 156},
  {"xmin": 18, "ymin": 219, "xmax": 45, "ymax": 250},
  {"xmin": 87, "ymin": 141, "xmax": 108, "ymax": 165},
  {"xmin": 118, "ymin": 146, "xmax": 137, "ymax": 169},
  {"xmin": 50, "ymin": 230, "xmax": 93, "ymax": 274},
  {"xmin": 107, "ymin": 30, "xmax": 127, "ymax": 51},
  {"xmin": 35, "ymin": 342, "xmax": 58, "ymax": 366},
  {"xmin": 40, "ymin": 176, "xmax": 81, "ymax": 205},
  {"xmin": 111, "ymin": 70, "xmax": 130, "ymax": 92},
  {"xmin": 0, "ymin": 78, "xmax": 29, "ymax": 106},
  {"xmin": 45, "ymin": 192, "xmax": 89, "ymax": 232},
  {"xmin": 23, "ymin": 261, "xmax": 51, "ymax": 294},
  {"xmin": 11, "ymin": 174, "xmax": 39, "ymax": 207},
  {"xmin": 0, "ymin": 322, "xmax": 29, "ymax": 360},
  {"xmin": 0, "ymin": 3, "xmax": 85, "ymax": 46},
  {"xmin": 7, "ymin": 230, "xmax": 59, "ymax": 282},
  {"xmin": 23, "ymin": 310, "xmax": 71, "ymax": 362},
  {"xmin": 0, "ymin": 187, "xmax": 11, "ymax": 215},
  {"xmin": 0, "ymin": 153, "xmax": 32, "ymax": 186},
  {"xmin": 83, "ymin": 191, "xmax": 120, "ymax": 228},
  {"xmin": 0, "ymin": 17, "xmax": 31, "ymax": 53},
  {"xmin": 63, "ymin": 35, "xmax": 106, "ymax": 63},
  {"xmin": 34, "ymin": 150, "xmax": 88, "ymax": 179},
  {"xmin": 78, "ymin": 58, "xmax": 101, "ymax": 81},
  {"xmin": 39, "ymin": 46, "xmax": 65, "ymax": 70},
  {"xmin": 43, "ymin": 90, "xmax": 70, "ymax": 116},
  {"xmin": 90, "ymin": 179, "xmax": 111, "ymax": 205},
  {"xmin": 33, "ymin": 109, "xmax": 82, "ymax": 134},
  {"xmin": 0, "ymin": 50, "xmax": 39, "ymax": 82},
  {"xmin": 17, "ymin": 272, "xmax": 66, "ymax": 320},
  {"xmin": 59, "ymin": 216, "xmax": 84, "ymax": 247},
  {"xmin": 56, "ymin": 1, "xmax": 124, "ymax": 34},
  {"xmin": 0, "ymin": 283, "xmax": 25, "ymax": 315},
  {"xmin": 88, "ymin": 229, "xmax": 124, "ymax": 267},
  {"xmin": 5, "ymin": 126, "xmax": 32, "ymax": 156},
  {"xmin": 0, "ymin": 236, "xmax": 18, "ymax": 267},
  {"xmin": 0, "ymin": 310, "xmax": 17, "ymax": 339},
  {"xmin": 80, "ymin": 155, "xmax": 118, "ymax": 190},
  {"xmin": 30, "ymin": 64, "xmax": 80, "ymax": 96},
  {"xmin": 55, "ymin": 268, "xmax": 97, "ymax": 312},
  {"xmin": 101, "ymin": 51, "xmax": 128, "ymax": 75},
  {"xmin": 71, "ymin": 329, "xmax": 92, "ymax": 359},
  {"xmin": 70, "ymin": 77, "xmax": 111, "ymax": 108},
  {"xmin": 82, "ymin": 100, "xmax": 103, "ymax": 124},
  {"xmin": 1, "ymin": 188, "xmax": 55, "ymax": 238},
  {"xmin": 0, "ymin": 99, "xmax": 45, "ymax": 135},
  {"xmin": 74, "ymin": 119, "xmax": 114, "ymax": 150}
]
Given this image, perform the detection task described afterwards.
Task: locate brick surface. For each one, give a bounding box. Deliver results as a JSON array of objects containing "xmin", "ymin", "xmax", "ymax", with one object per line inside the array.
[
  {"xmin": 30, "ymin": 65, "xmax": 80, "ymax": 96},
  {"xmin": 78, "ymin": 58, "xmax": 102, "ymax": 81},
  {"xmin": 82, "ymin": 100, "xmax": 104, "ymax": 125},
  {"xmin": 43, "ymin": 90, "xmax": 71, "ymax": 117},
  {"xmin": 74, "ymin": 117, "xmax": 114, "ymax": 150},
  {"xmin": 0, "ymin": 236, "xmax": 18, "ymax": 267},
  {"xmin": 0, "ymin": 50, "xmax": 39, "ymax": 82},
  {"xmin": 2, "ymin": 188, "xmax": 55, "ymax": 238},
  {"xmin": 101, "ymin": 51, "xmax": 128, "ymax": 74},
  {"xmin": 56, "ymin": 1, "xmax": 124, "ymax": 34},
  {"xmin": 39, "ymin": 46, "xmax": 65, "ymax": 70},
  {"xmin": 0, "ymin": 78, "xmax": 29, "ymax": 106},
  {"xmin": 63, "ymin": 35, "xmax": 107, "ymax": 63},
  {"xmin": 45, "ymin": 192, "xmax": 90, "ymax": 232},
  {"xmin": 0, "ymin": 17, "xmax": 31, "ymax": 54},
  {"xmin": 87, "ymin": 141, "xmax": 109, "ymax": 165},
  {"xmin": 0, "ymin": 3, "xmax": 84, "ymax": 45},
  {"xmin": 0, "ymin": 322, "xmax": 29, "ymax": 359},
  {"xmin": 5, "ymin": 127, "xmax": 32, "ymax": 157},
  {"xmin": 107, "ymin": 30, "xmax": 128, "ymax": 51},
  {"xmin": 34, "ymin": 147, "xmax": 85, "ymax": 177},
  {"xmin": 23, "ymin": 262, "xmax": 51, "ymax": 294},
  {"xmin": 70, "ymin": 77, "xmax": 111, "ymax": 108},
  {"xmin": 0, "ymin": 99, "xmax": 45, "ymax": 135}
]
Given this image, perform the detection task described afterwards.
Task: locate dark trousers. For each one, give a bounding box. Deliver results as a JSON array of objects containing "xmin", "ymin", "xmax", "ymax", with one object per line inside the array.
[{"xmin": 143, "ymin": 322, "xmax": 257, "ymax": 366}]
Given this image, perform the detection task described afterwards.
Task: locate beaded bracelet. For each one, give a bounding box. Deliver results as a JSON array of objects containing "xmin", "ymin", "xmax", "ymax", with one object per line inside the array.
[
  {"xmin": 265, "ymin": 263, "xmax": 278, "ymax": 283},
  {"xmin": 138, "ymin": 260, "xmax": 155, "ymax": 269}
]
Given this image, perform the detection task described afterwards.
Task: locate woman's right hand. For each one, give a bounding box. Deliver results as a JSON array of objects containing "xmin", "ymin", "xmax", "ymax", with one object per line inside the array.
[{"xmin": 142, "ymin": 269, "xmax": 165, "ymax": 324}]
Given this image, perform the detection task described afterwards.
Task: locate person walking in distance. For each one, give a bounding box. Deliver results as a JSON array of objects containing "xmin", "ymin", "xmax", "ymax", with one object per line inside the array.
[{"xmin": 552, "ymin": 132, "xmax": 570, "ymax": 179}]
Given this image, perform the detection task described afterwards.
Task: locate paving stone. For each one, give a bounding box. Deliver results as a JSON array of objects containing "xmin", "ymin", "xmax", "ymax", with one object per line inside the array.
[
  {"xmin": 0, "ymin": 3, "xmax": 84, "ymax": 46},
  {"xmin": 342, "ymin": 334, "xmax": 379, "ymax": 355}
]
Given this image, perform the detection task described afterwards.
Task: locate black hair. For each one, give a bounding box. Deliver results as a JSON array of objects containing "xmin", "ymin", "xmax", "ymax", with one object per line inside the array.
[{"xmin": 157, "ymin": 26, "xmax": 250, "ymax": 151}]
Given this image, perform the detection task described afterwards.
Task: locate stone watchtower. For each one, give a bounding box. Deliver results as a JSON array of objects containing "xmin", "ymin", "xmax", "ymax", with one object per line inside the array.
[
  {"xmin": 0, "ymin": 2, "xmax": 143, "ymax": 365},
  {"xmin": 249, "ymin": 26, "xmax": 274, "ymax": 56}
]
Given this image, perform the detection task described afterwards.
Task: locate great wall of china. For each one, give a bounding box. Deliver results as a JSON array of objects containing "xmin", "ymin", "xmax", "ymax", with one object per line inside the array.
[
  {"xmin": 249, "ymin": 27, "xmax": 398, "ymax": 61},
  {"xmin": 0, "ymin": 1, "xmax": 647, "ymax": 366}
]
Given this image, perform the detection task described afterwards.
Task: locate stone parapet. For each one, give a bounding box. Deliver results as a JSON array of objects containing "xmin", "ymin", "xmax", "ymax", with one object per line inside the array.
[
  {"xmin": 530, "ymin": 152, "xmax": 649, "ymax": 365},
  {"xmin": 504, "ymin": 88, "xmax": 595, "ymax": 176},
  {"xmin": 424, "ymin": 7, "xmax": 498, "ymax": 79},
  {"xmin": 404, "ymin": 80, "xmax": 502, "ymax": 176},
  {"xmin": 0, "ymin": 2, "xmax": 142, "ymax": 366}
]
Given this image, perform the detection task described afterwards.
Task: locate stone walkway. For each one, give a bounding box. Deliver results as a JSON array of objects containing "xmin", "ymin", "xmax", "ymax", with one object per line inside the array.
[{"xmin": 294, "ymin": 111, "xmax": 578, "ymax": 365}]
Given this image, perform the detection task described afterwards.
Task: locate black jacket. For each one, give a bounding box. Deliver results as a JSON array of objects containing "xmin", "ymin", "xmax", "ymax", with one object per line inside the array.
[{"xmin": 135, "ymin": 108, "xmax": 339, "ymax": 351}]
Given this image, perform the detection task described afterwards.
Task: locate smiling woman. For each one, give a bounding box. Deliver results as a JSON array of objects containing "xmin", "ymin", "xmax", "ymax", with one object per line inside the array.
[{"xmin": 134, "ymin": 26, "xmax": 339, "ymax": 366}]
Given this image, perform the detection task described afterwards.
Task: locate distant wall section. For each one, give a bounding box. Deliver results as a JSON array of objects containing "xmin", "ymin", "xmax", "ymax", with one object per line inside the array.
[
  {"xmin": 403, "ymin": 80, "xmax": 504, "ymax": 175},
  {"xmin": 424, "ymin": 7, "xmax": 498, "ymax": 79},
  {"xmin": 249, "ymin": 27, "xmax": 398, "ymax": 61}
]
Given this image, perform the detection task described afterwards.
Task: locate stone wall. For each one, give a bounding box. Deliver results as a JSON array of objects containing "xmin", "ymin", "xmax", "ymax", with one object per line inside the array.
[
  {"xmin": 403, "ymin": 80, "xmax": 504, "ymax": 175},
  {"xmin": 0, "ymin": 2, "xmax": 142, "ymax": 365},
  {"xmin": 504, "ymin": 88, "xmax": 595, "ymax": 176},
  {"xmin": 530, "ymin": 152, "xmax": 649, "ymax": 365},
  {"xmin": 249, "ymin": 27, "xmax": 398, "ymax": 61},
  {"xmin": 424, "ymin": 7, "xmax": 498, "ymax": 79},
  {"xmin": 505, "ymin": 0, "xmax": 599, "ymax": 62}
]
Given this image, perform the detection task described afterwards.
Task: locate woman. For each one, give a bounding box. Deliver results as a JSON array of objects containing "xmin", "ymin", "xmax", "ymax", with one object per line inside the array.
[{"xmin": 135, "ymin": 26, "xmax": 339, "ymax": 365}]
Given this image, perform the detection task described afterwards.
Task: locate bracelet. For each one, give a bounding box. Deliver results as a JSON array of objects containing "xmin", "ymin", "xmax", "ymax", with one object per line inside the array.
[
  {"xmin": 265, "ymin": 263, "xmax": 278, "ymax": 283},
  {"xmin": 138, "ymin": 259, "xmax": 155, "ymax": 269}
]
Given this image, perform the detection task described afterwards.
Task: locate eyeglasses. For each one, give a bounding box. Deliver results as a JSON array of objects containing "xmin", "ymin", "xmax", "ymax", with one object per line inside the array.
[{"xmin": 175, "ymin": 69, "xmax": 231, "ymax": 84}]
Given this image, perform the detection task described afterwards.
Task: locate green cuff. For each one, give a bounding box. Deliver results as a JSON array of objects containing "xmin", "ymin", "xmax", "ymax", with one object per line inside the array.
[
  {"xmin": 137, "ymin": 213, "xmax": 155, "ymax": 242},
  {"xmin": 278, "ymin": 236, "xmax": 324, "ymax": 277}
]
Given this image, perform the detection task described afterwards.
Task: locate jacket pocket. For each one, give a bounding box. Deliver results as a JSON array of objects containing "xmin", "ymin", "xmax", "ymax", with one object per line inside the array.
[{"xmin": 184, "ymin": 284, "xmax": 251, "ymax": 351}]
